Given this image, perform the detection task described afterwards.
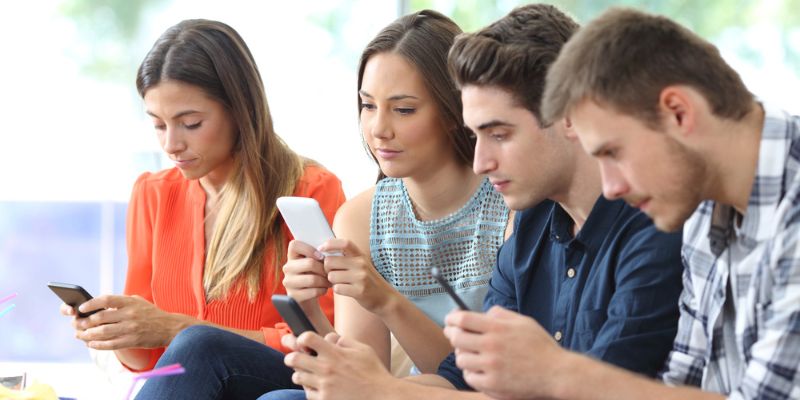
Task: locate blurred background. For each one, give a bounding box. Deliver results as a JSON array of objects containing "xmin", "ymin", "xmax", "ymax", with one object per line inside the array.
[{"xmin": 0, "ymin": 0, "xmax": 798, "ymax": 397}]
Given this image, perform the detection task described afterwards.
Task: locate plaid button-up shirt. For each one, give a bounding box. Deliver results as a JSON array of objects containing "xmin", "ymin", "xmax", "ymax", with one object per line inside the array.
[{"xmin": 660, "ymin": 104, "xmax": 800, "ymax": 399}]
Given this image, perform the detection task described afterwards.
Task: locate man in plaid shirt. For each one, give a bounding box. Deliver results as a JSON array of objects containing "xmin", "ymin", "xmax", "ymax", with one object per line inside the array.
[{"xmin": 442, "ymin": 6, "xmax": 800, "ymax": 400}]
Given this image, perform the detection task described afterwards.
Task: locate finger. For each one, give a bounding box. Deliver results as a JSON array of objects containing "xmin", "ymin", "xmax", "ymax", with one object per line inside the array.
[
  {"xmin": 288, "ymin": 240, "xmax": 324, "ymax": 261},
  {"xmin": 283, "ymin": 257, "xmax": 327, "ymax": 277},
  {"xmin": 453, "ymin": 348, "xmax": 486, "ymax": 372},
  {"xmin": 292, "ymin": 370, "xmax": 318, "ymax": 392},
  {"xmin": 77, "ymin": 307, "xmax": 128, "ymax": 330},
  {"xmin": 444, "ymin": 310, "xmax": 492, "ymax": 333},
  {"xmin": 444, "ymin": 326, "xmax": 485, "ymax": 353},
  {"xmin": 86, "ymin": 337, "xmax": 132, "ymax": 351},
  {"xmin": 285, "ymin": 351, "xmax": 319, "ymax": 373},
  {"xmin": 297, "ymin": 331, "xmax": 336, "ymax": 356},
  {"xmin": 281, "ymin": 333, "xmax": 299, "ymax": 351},
  {"xmin": 80, "ymin": 294, "xmax": 132, "ymax": 313},
  {"xmin": 79, "ymin": 321, "xmax": 127, "ymax": 342},
  {"xmin": 462, "ymin": 369, "xmax": 490, "ymax": 393},
  {"xmin": 283, "ymin": 273, "xmax": 332, "ymax": 291},
  {"xmin": 60, "ymin": 303, "xmax": 76, "ymax": 317},
  {"xmin": 324, "ymin": 332, "xmax": 341, "ymax": 344},
  {"xmin": 326, "ymin": 269, "xmax": 359, "ymax": 285},
  {"xmin": 304, "ymin": 386, "xmax": 320, "ymax": 400},
  {"xmin": 318, "ymin": 238, "xmax": 359, "ymax": 256}
]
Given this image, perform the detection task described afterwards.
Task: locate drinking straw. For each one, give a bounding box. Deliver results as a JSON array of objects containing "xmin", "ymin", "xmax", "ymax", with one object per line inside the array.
[
  {"xmin": 124, "ymin": 363, "xmax": 185, "ymax": 400},
  {"xmin": 0, "ymin": 303, "xmax": 15, "ymax": 318},
  {"xmin": 0, "ymin": 293, "xmax": 17, "ymax": 305}
]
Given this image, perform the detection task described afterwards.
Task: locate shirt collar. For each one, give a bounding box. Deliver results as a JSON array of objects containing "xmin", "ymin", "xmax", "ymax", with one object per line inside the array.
[
  {"xmin": 737, "ymin": 102, "xmax": 796, "ymax": 242},
  {"xmin": 549, "ymin": 195, "xmax": 627, "ymax": 251}
]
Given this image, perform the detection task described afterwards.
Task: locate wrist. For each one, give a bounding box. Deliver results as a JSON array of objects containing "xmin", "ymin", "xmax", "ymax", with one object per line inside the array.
[
  {"xmin": 547, "ymin": 350, "xmax": 582, "ymax": 399},
  {"xmin": 371, "ymin": 289, "xmax": 400, "ymax": 318},
  {"xmin": 167, "ymin": 313, "xmax": 196, "ymax": 344}
]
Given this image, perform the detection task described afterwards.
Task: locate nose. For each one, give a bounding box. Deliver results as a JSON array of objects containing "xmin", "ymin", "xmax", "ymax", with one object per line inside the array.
[
  {"xmin": 161, "ymin": 126, "xmax": 186, "ymax": 156},
  {"xmin": 599, "ymin": 161, "xmax": 630, "ymax": 200},
  {"xmin": 368, "ymin": 109, "xmax": 393, "ymax": 140},
  {"xmin": 472, "ymin": 136, "xmax": 498, "ymax": 175}
]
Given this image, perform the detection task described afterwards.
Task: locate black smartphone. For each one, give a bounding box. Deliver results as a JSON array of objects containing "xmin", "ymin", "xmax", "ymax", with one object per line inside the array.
[
  {"xmin": 431, "ymin": 267, "xmax": 471, "ymax": 311},
  {"xmin": 47, "ymin": 282, "xmax": 101, "ymax": 318},
  {"xmin": 271, "ymin": 295, "xmax": 318, "ymax": 336}
]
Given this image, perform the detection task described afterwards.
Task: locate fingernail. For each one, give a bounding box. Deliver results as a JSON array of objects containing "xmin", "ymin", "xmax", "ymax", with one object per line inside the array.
[{"xmin": 314, "ymin": 251, "xmax": 324, "ymax": 260}]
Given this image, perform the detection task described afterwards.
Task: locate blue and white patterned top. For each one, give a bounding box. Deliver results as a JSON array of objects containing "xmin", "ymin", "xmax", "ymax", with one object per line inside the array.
[
  {"xmin": 370, "ymin": 177, "xmax": 509, "ymax": 325},
  {"xmin": 661, "ymin": 103, "xmax": 800, "ymax": 399}
]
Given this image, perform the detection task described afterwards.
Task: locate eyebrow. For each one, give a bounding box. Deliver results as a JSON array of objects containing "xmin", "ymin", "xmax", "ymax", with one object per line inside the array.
[
  {"xmin": 476, "ymin": 120, "xmax": 514, "ymax": 131},
  {"xmin": 359, "ymin": 90, "xmax": 419, "ymax": 101},
  {"xmin": 146, "ymin": 110, "xmax": 202, "ymax": 119}
]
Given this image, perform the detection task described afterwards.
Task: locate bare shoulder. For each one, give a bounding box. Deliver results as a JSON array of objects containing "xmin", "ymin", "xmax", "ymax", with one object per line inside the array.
[{"xmin": 333, "ymin": 187, "xmax": 376, "ymax": 245}]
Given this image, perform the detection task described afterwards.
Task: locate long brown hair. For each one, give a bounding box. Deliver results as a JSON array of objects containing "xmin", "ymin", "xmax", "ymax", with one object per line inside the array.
[
  {"xmin": 357, "ymin": 10, "xmax": 473, "ymax": 181},
  {"xmin": 136, "ymin": 19, "xmax": 304, "ymax": 301}
]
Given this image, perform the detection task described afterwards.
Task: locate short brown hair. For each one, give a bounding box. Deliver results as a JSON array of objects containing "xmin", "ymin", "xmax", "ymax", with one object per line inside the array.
[
  {"xmin": 542, "ymin": 7, "xmax": 753, "ymax": 128},
  {"xmin": 358, "ymin": 10, "xmax": 472, "ymax": 180},
  {"xmin": 448, "ymin": 4, "xmax": 579, "ymax": 127}
]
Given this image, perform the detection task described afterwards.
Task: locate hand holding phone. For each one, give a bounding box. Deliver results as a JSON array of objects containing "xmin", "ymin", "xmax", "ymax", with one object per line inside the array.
[
  {"xmin": 47, "ymin": 282, "xmax": 102, "ymax": 318},
  {"xmin": 277, "ymin": 197, "xmax": 341, "ymax": 256},
  {"xmin": 431, "ymin": 267, "xmax": 471, "ymax": 311}
]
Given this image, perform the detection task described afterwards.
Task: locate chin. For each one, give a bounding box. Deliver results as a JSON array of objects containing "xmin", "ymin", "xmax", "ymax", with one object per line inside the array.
[{"xmin": 651, "ymin": 213, "xmax": 685, "ymax": 233}]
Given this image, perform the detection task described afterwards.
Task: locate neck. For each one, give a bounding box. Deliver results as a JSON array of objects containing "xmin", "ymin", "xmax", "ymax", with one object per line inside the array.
[
  {"xmin": 705, "ymin": 102, "xmax": 764, "ymax": 214},
  {"xmin": 200, "ymin": 158, "xmax": 235, "ymax": 199},
  {"xmin": 403, "ymin": 162, "xmax": 484, "ymax": 221},
  {"xmin": 552, "ymin": 151, "xmax": 603, "ymax": 234}
]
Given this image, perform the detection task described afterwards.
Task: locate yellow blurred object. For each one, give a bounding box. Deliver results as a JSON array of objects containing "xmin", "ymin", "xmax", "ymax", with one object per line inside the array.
[{"xmin": 0, "ymin": 382, "xmax": 58, "ymax": 400}]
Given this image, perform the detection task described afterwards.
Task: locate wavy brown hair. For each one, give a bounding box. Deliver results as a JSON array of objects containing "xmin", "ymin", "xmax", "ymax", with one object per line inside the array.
[
  {"xmin": 136, "ymin": 19, "xmax": 304, "ymax": 301},
  {"xmin": 357, "ymin": 10, "xmax": 473, "ymax": 181}
]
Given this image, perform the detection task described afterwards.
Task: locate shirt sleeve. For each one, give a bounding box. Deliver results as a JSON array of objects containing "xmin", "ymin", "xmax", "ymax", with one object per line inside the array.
[
  {"xmin": 264, "ymin": 165, "xmax": 346, "ymax": 351},
  {"xmin": 658, "ymin": 258, "xmax": 706, "ymax": 387},
  {"xmin": 120, "ymin": 173, "xmax": 164, "ymax": 372},
  {"xmin": 728, "ymin": 202, "xmax": 800, "ymax": 400},
  {"xmin": 585, "ymin": 218, "xmax": 684, "ymax": 378}
]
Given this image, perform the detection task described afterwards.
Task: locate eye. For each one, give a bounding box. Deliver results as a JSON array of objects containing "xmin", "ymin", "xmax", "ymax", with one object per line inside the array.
[
  {"xmin": 154, "ymin": 124, "xmax": 166, "ymax": 131},
  {"xmin": 395, "ymin": 107, "xmax": 416, "ymax": 115},
  {"xmin": 361, "ymin": 103, "xmax": 376, "ymax": 111},
  {"xmin": 184, "ymin": 121, "xmax": 202, "ymax": 130},
  {"xmin": 490, "ymin": 133, "xmax": 507, "ymax": 142}
]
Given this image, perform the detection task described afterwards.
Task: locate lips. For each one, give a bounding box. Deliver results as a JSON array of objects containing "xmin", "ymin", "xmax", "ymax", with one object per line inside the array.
[
  {"xmin": 376, "ymin": 148, "xmax": 402, "ymax": 159},
  {"xmin": 173, "ymin": 158, "xmax": 197, "ymax": 168},
  {"xmin": 489, "ymin": 179, "xmax": 510, "ymax": 192}
]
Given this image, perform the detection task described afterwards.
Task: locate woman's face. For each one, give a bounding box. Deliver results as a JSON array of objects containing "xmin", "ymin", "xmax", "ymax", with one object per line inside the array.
[
  {"xmin": 144, "ymin": 80, "xmax": 237, "ymax": 189},
  {"xmin": 359, "ymin": 52, "xmax": 453, "ymax": 179}
]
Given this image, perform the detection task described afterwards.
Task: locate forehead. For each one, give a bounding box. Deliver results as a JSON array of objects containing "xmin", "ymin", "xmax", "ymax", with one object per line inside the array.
[
  {"xmin": 461, "ymin": 85, "xmax": 531, "ymax": 127},
  {"xmin": 360, "ymin": 52, "xmax": 427, "ymax": 96},
  {"xmin": 570, "ymin": 99, "xmax": 643, "ymax": 150},
  {"xmin": 143, "ymin": 81, "xmax": 219, "ymax": 115}
]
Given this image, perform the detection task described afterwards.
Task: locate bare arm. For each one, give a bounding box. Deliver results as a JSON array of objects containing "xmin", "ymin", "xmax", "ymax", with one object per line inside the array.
[{"xmin": 328, "ymin": 189, "xmax": 453, "ymax": 373}]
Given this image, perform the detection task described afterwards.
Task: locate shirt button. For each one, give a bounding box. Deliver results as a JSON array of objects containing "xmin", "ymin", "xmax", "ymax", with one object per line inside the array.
[
  {"xmin": 567, "ymin": 268, "xmax": 576, "ymax": 278},
  {"xmin": 554, "ymin": 331, "xmax": 563, "ymax": 342}
]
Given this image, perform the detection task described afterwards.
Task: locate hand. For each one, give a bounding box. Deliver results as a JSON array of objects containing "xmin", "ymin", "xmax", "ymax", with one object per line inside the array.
[
  {"xmin": 443, "ymin": 306, "xmax": 564, "ymax": 399},
  {"xmin": 283, "ymin": 240, "xmax": 332, "ymax": 304},
  {"xmin": 285, "ymin": 332, "xmax": 394, "ymax": 400},
  {"xmin": 319, "ymin": 238, "xmax": 395, "ymax": 314},
  {"xmin": 70, "ymin": 295, "xmax": 187, "ymax": 350}
]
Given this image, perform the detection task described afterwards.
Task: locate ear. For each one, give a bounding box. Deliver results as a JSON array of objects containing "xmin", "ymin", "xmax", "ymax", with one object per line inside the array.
[
  {"xmin": 658, "ymin": 86, "xmax": 696, "ymax": 138},
  {"xmin": 561, "ymin": 117, "xmax": 580, "ymax": 141}
]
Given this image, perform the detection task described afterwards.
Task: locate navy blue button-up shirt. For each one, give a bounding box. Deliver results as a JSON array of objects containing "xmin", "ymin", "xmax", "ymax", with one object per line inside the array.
[{"xmin": 437, "ymin": 197, "xmax": 683, "ymax": 390}]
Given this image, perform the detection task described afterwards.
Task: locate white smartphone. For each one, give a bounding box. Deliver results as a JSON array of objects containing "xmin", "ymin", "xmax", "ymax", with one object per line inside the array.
[{"xmin": 276, "ymin": 197, "xmax": 341, "ymax": 256}]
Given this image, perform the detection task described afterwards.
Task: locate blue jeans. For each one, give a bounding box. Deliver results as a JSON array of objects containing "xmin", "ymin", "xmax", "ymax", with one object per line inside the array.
[
  {"xmin": 258, "ymin": 389, "xmax": 306, "ymax": 400},
  {"xmin": 134, "ymin": 325, "xmax": 299, "ymax": 399}
]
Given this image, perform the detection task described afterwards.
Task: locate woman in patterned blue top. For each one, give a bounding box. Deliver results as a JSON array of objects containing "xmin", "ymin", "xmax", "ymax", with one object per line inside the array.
[{"xmin": 281, "ymin": 9, "xmax": 510, "ymax": 376}]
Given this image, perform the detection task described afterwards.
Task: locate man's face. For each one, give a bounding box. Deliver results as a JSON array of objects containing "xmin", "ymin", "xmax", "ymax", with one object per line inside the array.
[
  {"xmin": 570, "ymin": 99, "xmax": 706, "ymax": 232},
  {"xmin": 462, "ymin": 85, "xmax": 572, "ymax": 210}
]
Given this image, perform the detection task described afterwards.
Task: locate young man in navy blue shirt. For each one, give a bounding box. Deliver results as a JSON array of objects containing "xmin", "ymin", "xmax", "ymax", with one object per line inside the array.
[{"xmin": 262, "ymin": 5, "xmax": 684, "ymax": 400}]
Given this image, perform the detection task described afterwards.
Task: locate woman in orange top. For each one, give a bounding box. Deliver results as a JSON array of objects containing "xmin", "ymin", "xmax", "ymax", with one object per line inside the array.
[{"xmin": 59, "ymin": 18, "xmax": 345, "ymax": 387}]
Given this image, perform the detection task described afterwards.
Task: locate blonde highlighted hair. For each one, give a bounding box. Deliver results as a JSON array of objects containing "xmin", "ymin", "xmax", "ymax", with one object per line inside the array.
[{"xmin": 136, "ymin": 19, "xmax": 304, "ymax": 300}]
